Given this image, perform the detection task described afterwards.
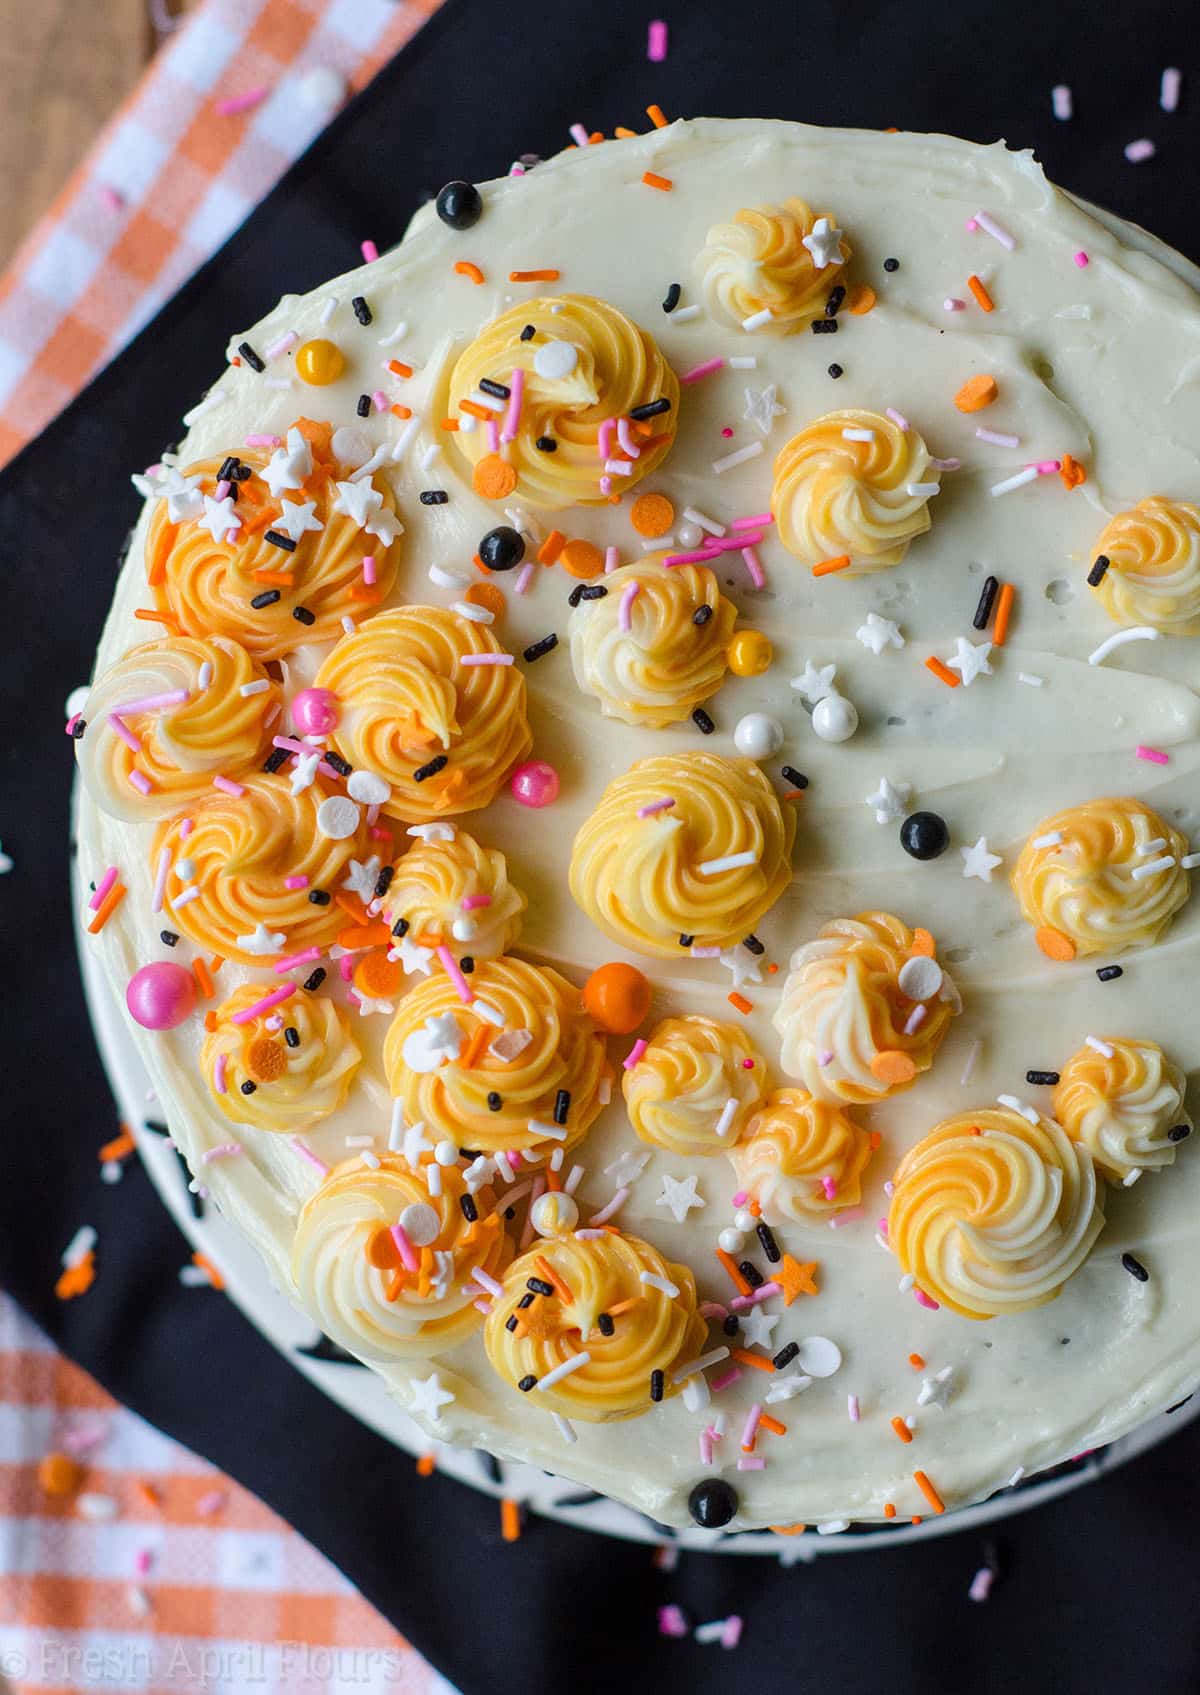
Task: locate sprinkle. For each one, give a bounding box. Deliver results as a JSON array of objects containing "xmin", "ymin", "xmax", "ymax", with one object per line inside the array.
[
  {"xmin": 812, "ymin": 553, "xmax": 852, "ymax": 578},
  {"xmin": 682, "ymin": 356, "xmax": 725, "ymax": 384},
  {"xmin": 944, "ymin": 297, "xmax": 966, "ymax": 312},
  {"xmin": 969, "ymin": 1567, "xmax": 996, "ymax": 1603},
  {"xmin": 973, "ymin": 211, "xmax": 1015, "ymax": 250},
  {"xmin": 537, "ymin": 1351, "xmax": 591, "ymax": 1391},
  {"xmin": 728, "ymin": 992, "xmax": 753, "ymax": 1015},
  {"xmin": 637, "ymin": 796, "xmax": 675, "ymax": 818},
  {"xmin": 698, "ymin": 850, "xmax": 758, "ymax": 875},
  {"xmin": 925, "ymin": 656, "xmax": 961, "ymax": 689},
  {"xmin": 1052, "ymin": 84, "xmax": 1073, "ymax": 120},
  {"xmin": 643, "ymin": 171, "xmax": 673, "ymax": 192},
  {"xmin": 1125, "ymin": 138, "xmax": 1156, "ymax": 163},
  {"xmin": 890, "ymin": 1416, "xmax": 913, "ymax": 1444},
  {"xmin": 236, "ymin": 341, "xmax": 265, "ymax": 373},
  {"xmin": 913, "ymin": 1288, "xmax": 939, "ymax": 1311},
  {"xmin": 510, "ymin": 269, "xmax": 560, "ymax": 282},
  {"xmin": 714, "ymin": 1098, "xmax": 739, "ymax": 1140},
  {"xmin": 212, "ymin": 775, "xmax": 245, "ymax": 798},
  {"xmin": 1088, "ymin": 626, "xmax": 1161, "ymax": 665},
  {"xmin": 217, "ymin": 85, "xmax": 268, "ymax": 117},
  {"xmin": 289, "ymin": 1138, "xmax": 329, "ymax": 1176},
  {"xmin": 847, "ymin": 1394, "xmax": 860, "ymax": 1423},
  {"xmin": 993, "ymin": 582, "xmax": 1015, "ymax": 645},
  {"xmin": 1161, "ymin": 67, "xmax": 1183, "ymax": 113},
  {"xmin": 641, "ymin": 1271, "xmax": 680, "ymax": 1298},
  {"xmin": 1131, "ymin": 854, "xmax": 1177, "ymax": 881},
  {"xmin": 523, "ymin": 633, "xmax": 558, "ymax": 663},
  {"xmin": 913, "ymin": 1470, "xmax": 946, "ymax": 1514},
  {"xmin": 966, "ymin": 274, "xmax": 994, "ymax": 312},
  {"xmin": 87, "ymin": 883, "xmax": 127, "ymax": 933},
  {"xmin": 976, "ymin": 427, "xmax": 1020, "ymax": 448},
  {"xmin": 231, "ymin": 985, "xmax": 295, "ymax": 1024},
  {"xmin": 1135, "ymin": 745, "xmax": 1170, "ymax": 766},
  {"xmin": 624, "ymin": 1038, "xmax": 648, "ymax": 1070},
  {"xmin": 454, "ymin": 261, "xmax": 485, "ymax": 284},
  {"xmin": 692, "ymin": 707, "xmax": 716, "ymax": 734},
  {"xmin": 647, "ymin": 18, "xmax": 669, "ymax": 59},
  {"xmin": 646, "ymin": 103, "xmax": 669, "ymax": 128},
  {"xmin": 436, "ymin": 945, "xmax": 474, "ymax": 1004},
  {"xmin": 712, "ymin": 441, "xmax": 764, "ymax": 475},
  {"xmin": 1074, "ymin": 251, "xmax": 1090, "ymax": 268}
]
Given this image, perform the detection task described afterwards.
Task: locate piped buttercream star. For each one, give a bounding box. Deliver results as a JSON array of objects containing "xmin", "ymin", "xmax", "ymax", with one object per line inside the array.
[
  {"xmin": 790, "ymin": 660, "xmax": 838, "ymax": 704},
  {"xmin": 236, "ymin": 921, "xmax": 287, "ymax": 956},
  {"xmin": 197, "ymin": 494, "xmax": 241, "ymax": 543},
  {"xmin": 802, "ymin": 216, "xmax": 846, "ymax": 270},
  {"xmin": 656, "ymin": 1172, "xmax": 705, "ymax": 1224},
  {"xmin": 946, "ymin": 635, "xmax": 994, "ymax": 687},
  {"xmin": 261, "ymin": 427, "xmax": 312, "ymax": 498},
  {"xmin": 865, "ymin": 776, "xmax": 912, "ymax": 825},
  {"xmin": 856, "ymin": 612, "xmax": 905, "ymax": 656},
  {"xmin": 739, "ymin": 1307, "xmax": 780, "ymax": 1349},
  {"xmin": 390, "ymin": 934, "xmax": 435, "ymax": 976},
  {"xmin": 343, "ymin": 855, "xmax": 383, "ymax": 901},
  {"xmin": 273, "ymin": 497, "xmax": 324, "ymax": 541},
  {"xmin": 289, "ymin": 750, "xmax": 322, "ymax": 795},
  {"xmin": 743, "ymin": 383, "xmax": 786, "ymax": 436},
  {"xmin": 408, "ymin": 1372, "xmax": 455, "ymax": 1423},
  {"xmin": 961, "ymin": 836, "xmax": 1002, "ymax": 882},
  {"xmin": 604, "ymin": 1149, "xmax": 651, "ymax": 1188}
]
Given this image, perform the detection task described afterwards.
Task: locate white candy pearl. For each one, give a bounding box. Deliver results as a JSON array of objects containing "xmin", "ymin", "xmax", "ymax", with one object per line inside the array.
[
  {"xmin": 811, "ymin": 692, "xmax": 859, "ymax": 743},
  {"xmin": 398, "ymin": 1203, "xmax": 441, "ymax": 1247},
  {"xmin": 677, "ymin": 522, "xmax": 703, "ymax": 548},
  {"xmin": 434, "ymin": 1138, "xmax": 459, "ymax": 1167},
  {"xmin": 733, "ymin": 1208, "xmax": 755, "ymax": 1233},
  {"xmin": 718, "ymin": 1228, "xmax": 746, "ymax": 1254},
  {"xmin": 733, "ymin": 713, "xmax": 785, "ymax": 760},
  {"xmin": 530, "ymin": 1191, "xmax": 580, "ymax": 1237}
]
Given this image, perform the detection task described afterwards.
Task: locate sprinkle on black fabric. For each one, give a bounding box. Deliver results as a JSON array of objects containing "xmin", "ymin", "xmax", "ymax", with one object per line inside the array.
[
  {"xmin": 781, "ymin": 765, "xmax": 808, "ymax": 790},
  {"xmin": 1169, "ymin": 1123, "xmax": 1192, "ymax": 1143},
  {"xmin": 567, "ymin": 584, "xmax": 585, "ymax": 608},
  {"xmin": 160, "ymin": 930, "xmax": 178, "ymax": 947},
  {"xmin": 722, "ymin": 1313, "xmax": 740, "ymax": 1336},
  {"xmin": 973, "ymin": 574, "xmax": 999, "ymax": 630},
  {"xmin": 598, "ymin": 1312, "xmax": 615, "ymax": 1336},
  {"xmin": 487, "ymin": 1091, "xmax": 503, "ymax": 1112},
  {"xmin": 419, "ymin": 489, "xmax": 449, "ymax": 505},
  {"xmin": 356, "ymin": 393, "xmax": 372, "ymax": 418},
  {"xmin": 460, "ymin": 956, "xmax": 474, "ymax": 974},
  {"xmin": 460, "ymin": 1193, "xmax": 478, "ymax": 1223},
  {"xmin": 292, "ymin": 606, "xmax": 316, "ymax": 626},
  {"xmin": 743, "ymin": 935, "xmax": 765, "ymax": 956},
  {"xmin": 237, "ymin": 341, "xmax": 265, "ymax": 372},
  {"xmin": 240, "ymin": 1080, "xmax": 257, "ymax": 1095},
  {"xmin": 1087, "ymin": 555, "xmax": 1109, "ymax": 587},
  {"xmin": 1026, "ymin": 1070, "xmax": 1061, "ymax": 1086},
  {"xmin": 772, "ymin": 1341, "xmax": 800, "ymax": 1370},
  {"xmin": 650, "ymin": 1369, "xmax": 665, "ymax": 1403},
  {"xmin": 518, "ymin": 1374, "xmax": 538, "ymax": 1393},
  {"xmin": 755, "ymin": 1221, "xmax": 781, "ymax": 1264},
  {"xmin": 828, "ymin": 363, "xmax": 843, "ymax": 378},
  {"xmin": 479, "ymin": 378, "xmax": 511, "ymax": 399},
  {"xmin": 308, "ymin": 889, "xmax": 331, "ymax": 905},
  {"xmin": 629, "ymin": 397, "xmax": 672, "ymax": 421},
  {"xmin": 263, "ymin": 746, "xmax": 289, "ymax": 773},
  {"xmin": 579, "ymin": 584, "xmax": 608, "ymax": 600},
  {"xmin": 825, "ymin": 285, "xmax": 845, "ymax": 317},
  {"xmin": 1121, "ymin": 1252, "xmax": 1150, "ymax": 1282},
  {"xmin": 678, "ymin": 934, "xmax": 694, "ymax": 948},
  {"xmin": 527, "ymin": 1278, "xmax": 556, "ymax": 1297},
  {"xmin": 535, "ymin": 435, "xmax": 557, "ymax": 451},
  {"xmin": 70, "ymin": 717, "xmax": 87, "ymax": 739},
  {"xmin": 284, "ymin": 1027, "xmax": 300, "ymax": 1048},
  {"xmin": 303, "ymin": 968, "xmax": 326, "ymax": 992},
  {"xmin": 250, "ymin": 589, "xmax": 281, "ymax": 609},
  {"xmin": 325, "ymin": 751, "xmax": 352, "ymax": 778},
  {"xmin": 351, "ymin": 295, "xmax": 373, "ymax": 324},
  {"xmin": 413, "ymin": 754, "xmax": 448, "ymax": 782},
  {"xmin": 523, "ymin": 633, "xmax": 558, "ymax": 663},
  {"xmin": 692, "ymin": 707, "xmax": 715, "ymax": 735},
  {"xmin": 520, "ymin": 324, "xmax": 537, "ymax": 341},
  {"xmin": 392, "ymin": 917, "xmax": 409, "ymax": 937},
  {"xmin": 264, "ymin": 529, "xmax": 297, "ymax": 552},
  {"xmin": 662, "ymin": 282, "xmax": 682, "ymax": 313},
  {"xmin": 554, "ymin": 1089, "xmax": 571, "ymax": 1126},
  {"xmin": 1096, "ymin": 965, "xmax": 1124, "ymax": 981},
  {"xmin": 692, "ymin": 604, "xmax": 713, "ymax": 626},
  {"xmin": 811, "ymin": 318, "xmax": 838, "ymax": 334},
  {"xmin": 374, "ymin": 866, "xmax": 394, "ymax": 899},
  {"xmin": 883, "ymin": 257, "xmax": 900, "ymax": 272},
  {"xmin": 739, "ymin": 1260, "xmax": 764, "ymax": 1289}
]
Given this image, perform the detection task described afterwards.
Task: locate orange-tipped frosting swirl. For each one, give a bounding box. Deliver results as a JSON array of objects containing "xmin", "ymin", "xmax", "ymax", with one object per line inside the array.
[
  {"xmin": 888, "ymin": 1108, "xmax": 1105, "ymax": 1319},
  {"xmin": 385, "ymin": 829, "xmax": 525, "ymax": 961},
  {"xmin": 623, "ymin": 1015, "xmax": 767, "ymax": 1156},
  {"xmin": 147, "ymin": 420, "xmax": 400, "ymax": 660},
  {"xmin": 568, "ymin": 557, "xmax": 736, "ymax": 727},
  {"xmin": 696, "ymin": 198, "xmax": 851, "ymax": 335},
  {"xmin": 291, "ymin": 1156, "xmax": 512, "ymax": 1361},
  {"xmin": 483, "ymin": 1230, "xmax": 707, "ymax": 1421},
  {"xmin": 1011, "ymin": 798, "xmax": 1190, "ymax": 958},
  {"xmin": 1089, "ymin": 496, "xmax": 1200, "ymax": 635},
  {"xmin": 443, "ymin": 294, "xmax": 679, "ymax": 509},
  {"xmin": 569, "ymin": 752, "xmax": 795, "ymax": 957},
  {"xmin": 729, "ymin": 1088, "xmax": 875, "ymax": 1221},
  {"xmin": 774, "ymin": 912, "xmax": 959, "ymax": 1103},
  {"xmin": 76, "ymin": 634, "xmax": 280, "ymax": 820},
  {"xmin": 773, "ymin": 409, "xmax": 938, "ymax": 570},
  {"xmin": 151, "ymin": 772, "xmax": 372, "ymax": 964},
  {"xmin": 313, "ymin": 607, "xmax": 532, "ymax": 823},
  {"xmin": 201, "ymin": 982, "xmax": 361, "ymax": 1131},
  {"xmin": 1053, "ymin": 1037, "xmax": 1192, "ymax": 1182},
  {"xmin": 383, "ymin": 956, "xmax": 606, "ymax": 1157}
]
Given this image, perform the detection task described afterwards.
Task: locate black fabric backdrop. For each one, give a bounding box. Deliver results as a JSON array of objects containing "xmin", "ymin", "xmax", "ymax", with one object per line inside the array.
[{"xmin": 2, "ymin": 1, "xmax": 1200, "ymax": 1689}]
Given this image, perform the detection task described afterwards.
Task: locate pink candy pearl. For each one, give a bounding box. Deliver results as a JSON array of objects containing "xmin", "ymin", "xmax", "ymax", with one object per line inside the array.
[
  {"xmin": 510, "ymin": 759, "xmax": 559, "ymax": 808},
  {"xmin": 292, "ymin": 687, "xmax": 339, "ymax": 736},
  {"xmin": 126, "ymin": 962, "xmax": 197, "ymax": 1031}
]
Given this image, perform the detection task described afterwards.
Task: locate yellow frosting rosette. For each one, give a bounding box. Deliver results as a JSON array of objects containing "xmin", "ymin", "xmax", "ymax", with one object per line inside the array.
[
  {"xmin": 774, "ymin": 913, "xmax": 959, "ymax": 1103},
  {"xmin": 291, "ymin": 1156, "xmax": 512, "ymax": 1362},
  {"xmin": 483, "ymin": 1229, "xmax": 707, "ymax": 1421},
  {"xmin": 313, "ymin": 606, "xmax": 532, "ymax": 824},
  {"xmin": 568, "ymin": 557, "xmax": 736, "ymax": 727},
  {"xmin": 443, "ymin": 294, "xmax": 679, "ymax": 509},
  {"xmin": 1011, "ymin": 798, "xmax": 1191, "ymax": 959},
  {"xmin": 151, "ymin": 772, "xmax": 372, "ymax": 965},
  {"xmin": 75, "ymin": 634, "xmax": 280, "ymax": 821},
  {"xmin": 201, "ymin": 982, "xmax": 361, "ymax": 1131},
  {"xmin": 729, "ymin": 1088, "xmax": 875, "ymax": 1222},
  {"xmin": 384, "ymin": 828, "xmax": 525, "ymax": 961},
  {"xmin": 623, "ymin": 1015, "xmax": 767, "ymax": 1156},
  {"xmin": 1053, "ymin": 1037, "xmax": 1192, "ymax": 1183},
  {"xmin": 1089, "ymin": 496, "xmax": 1200, "ymax": 635},
  {"xmin": 383, "ymin": 956, "xmax": 606, "ymax": 1157},
  {"xmin": 569, "ymin": 752, "xmax": 795, "ymax": 957},
  {"xmin": 772, "ymin": 409, "xmax": 939, "ymax": 571},
  {"xmin": 146, "ymin": 419, "xmax": 401, "ymax": 661},
  {"xmin": 695, "ymin": 198, "xmax": 851, "ymax": 335},
  {"xmin": 888, "ymin": 1108, "xmax": 1105, "ymax": 1319}
]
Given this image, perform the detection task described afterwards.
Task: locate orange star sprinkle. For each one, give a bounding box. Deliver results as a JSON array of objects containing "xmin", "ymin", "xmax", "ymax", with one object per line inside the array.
[{"xmin": 776, "ymin": 1254, "xmax": 820, "ymax": 1305}]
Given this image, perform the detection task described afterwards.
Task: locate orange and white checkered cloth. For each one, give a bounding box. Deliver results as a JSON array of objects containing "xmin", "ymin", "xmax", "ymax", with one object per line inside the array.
[{"xmin": 0, "ymin": 1, "xmax": 458, "ymax": 1686}]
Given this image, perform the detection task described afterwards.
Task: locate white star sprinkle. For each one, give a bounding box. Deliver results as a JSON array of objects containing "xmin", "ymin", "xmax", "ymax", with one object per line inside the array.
[
  {"xmin": 424, "ymin": 1012, "xmax": 463, "ymax": 1056},
  {"xmin": 790, "ymin": 660, "xmax": 839, "ymax": 704},
  {"xmin": 764, "ymin": 1371, "xmax": 814, "ymax": 1404},
  {"xmin": 0, "ymin": 842, "xmax": 11, "ymax": 875},
  {"xmin": 739, "ymin": 1307, "xmax": 780, "ymax": 1349},
  {"xmin": 865, "ymin": 776, "xmax": 912, "ymax": 825},
  {"xmin": 261, "ymin": 427, "xmax": 312, "ymax": 498},
  {"xmin": 354, "ymin": 994, "xmax": 395, "ymax": 1018},
  {"xmin": 802, "ymin": 216, "xmax": 846, "ymax": 270},
  {"xmin": 718, "ymin": 947, "xmax": 763, "ymax": 990},
  {"xmin": 197, "ymin": 494, "xmax": 241, "ymax": 544},
  {"xmin": 656, "ymin": 1172, "xmax": 706, "ymax": 1224},
  {"xmin": 742, "ymin": 383, "xmax": 786, "ymax": 437},
  {"xmin": 946, "ymin": 635, "xmax": 994, "ymax": 687},
  {"xmin": 289, "ymin": 750, "xmax": 322, "ymax": 796},
  {"xmin": 407, "ymin": 822, "xmax": 456, "ymax": 842},
  {"xmin": 236, "ymin": 921, "xmax": 287, "ymax": 956},
  {"xmin": 961, "ymin": 836, "xmax": 1002, "ymax": 882},
  {"xmin": 401, "ymin": 1119, "xmax": 433, "ymax": 1168},
  {"xmin": 408, "ymin": 1372, "xmax": 455, "ymax": 1423},
  {"xmin": 917, "ymin": 1365, "xmax": 956, "ymax": 1410},
  {"xmin": 389, "ymin": 934, "xmax": 435, "ymax": 976},
  {"xmin": 856, "ymin": 612, "xmax": 905, "ymax": 656},
  {"xmin": 153, "ymin": 464, "xmax": 205, "ymax": 523},
  {"xmin": 365, "ymin": 505, "xmax": 404, "ymax": 547},
  {"xmin": 604, "ymin": 1149, "xmax": 651, "ymax": 1189},
  {"xmin": 272, "ymin": 497, "xmax": 324, "ymax": 541},
  {"xmin": 332, "ymin": 478, "xmax": 381, "ymax": 527},
  {"xmin": 343, "ymin": 856, "xmax": 383, "ymax": 901}
]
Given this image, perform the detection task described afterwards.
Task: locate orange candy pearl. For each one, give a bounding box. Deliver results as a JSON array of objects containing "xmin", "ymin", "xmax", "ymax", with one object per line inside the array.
[
  {"xmin": 295, "ymin": 338, "xmax": 346, "ymax": 386},
  {"xmin": 583, "ymin": 962, "xmax": 651, "ymax": 1034}
]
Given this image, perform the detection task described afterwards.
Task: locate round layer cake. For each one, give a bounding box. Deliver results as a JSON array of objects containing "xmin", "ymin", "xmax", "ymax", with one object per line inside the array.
[{"xmin": 73, "ymin": 117, "xmax": 1200, "ymax": 1533}]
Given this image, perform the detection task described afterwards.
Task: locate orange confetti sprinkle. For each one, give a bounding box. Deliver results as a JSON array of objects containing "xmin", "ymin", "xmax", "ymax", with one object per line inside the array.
[
  {"xmin": 337, "ymin": 921, "xmax": 391, "ymax": 950},
  {"xmin": 192, "ymin": 956, "xmax": 215, "ymax": 1000},
  {"xmin": 846, "ymin": 284, "xmax": 876, "ymax": 315},
  {"xmin": 1035, "ymin": 925, "xmax": 1077, "ymax": 962},
  {"xmin": 728, "ymin": 991, "xmax": 753, "ymax": 1015},
  {"xmin": 615, "ymin": 126, "xmax": 638, "ymax": 139},
  {"xmin": 459, "ymin": 399, "xmax": 493, "ymax": 421},
  {"xmin": 559, "ymin": 538, "xmax": 605, "ymax": 579},
  {"xmin": 993, "ymin": 581, "xmax": 1015, "ymax": 645},
  {"xmin": 509, "ymin": 269, "xmax": 560, "ymax": 282},
  {"xmin": 759, "ymin": 1413, "xmax": 787, "ymax": 1436},
  {"xmin": 716, "ymin": 1249, "xmax": 753, "ymax": 1297},
  {"xmin": 908, "ymin": 1353, "xmax": 925, "ymax": 1371},
  {"xmin": 465, "ymin": 581, "xmax": 506, "ymax": 620},
  {"xmin": 99, "ymin": 1125, "xmax": 136, "ymax": 1164},
  {"xmin": 473, "ymin": 454, "xmax": 518, "ymax": 501},
  {"xmin": 454, "ymin": 260, "xmax": 485, "ymax": 284},
  {"xmin": 730, "ymin": 1348, "xmax": 777, "ymax": 1374},
  {"xmin": 910, "ymin": 927, "xmax": 936, "ymax": 957},
  {"xmin": 924, "ymin": 656, "xmax": 961, "ymax": 689},
  {"xmin": 416, "ymin": 1453, "xmax": 436, "ymax": 1477},
  {"xmin": 388, "ymin": 360, "xmax": 413, "ymax": 379},
  {"xmin": 1059, "ymin": 452, "xmax": 1086, "ymax": 490},
  {"xmin": 642, "ymin": 171, "xmax": 673, "ymax": 191},
  {"xmin": 86, "ymin": 882, "xmax": 126, "ymax": 934},
  {"xmin": 870, "ymin": 1050, "xmax": 917, "ymax": 1087},
  {"xmin": 354, "ymin": 951, "xmax": 405, "ymax": 1001},
  {"xmin": 537, "ymin": 529, "xmax": 567, "ymax": 565},
  {"xmin": 629, "ymin": 492, "xmax": 675, "ymax": 537},
  {"xmin": 203, "ymin": 1011, "xmax": 218, "ymax": 1032},
  {"xmin": 646, "ymin": 103, "xmax": 669, "ymax": 128},
  {"xmin": 770, "ymin": 1523, "xmax": 808, "ymax": 1535},
  {"xmin": 953, "ymin": 373, "xmax": 998, "ymax": 412},
  {"xmin": 812, "ymin": 554, "xmax": 851, "ymax": 577},
  {"xmin": 390, "ymin": 404, "xmax": 413, "ymax": 420},
  {"xmin": 883, "ymin": 1502, "xmax": 897, "ymax": 1520},
  {"xmin": 440, "ymin": 418, "xmax": 461, "ymax": 432},
  {"xmin": 55, "ymin": 1254, "xmax": 95, "ymax": 1301},
  {"xmin": 966, "ymin": 274, "xmax": 994, "ymax": 312},
  {"xmin": 500, "ymin": 1497, "xmax": 523, "ymax": 1542},
  {"xmin": 891, "ymin": 1416, "xmax": 914, "ymax": 1444},
  {"xmin": 913, "ymin": 1469, "xmax": 946, "ymax": 1514},
  {"xmin": 458, "ymin": 1022, "xmax": 491, "ymax": 1072}
]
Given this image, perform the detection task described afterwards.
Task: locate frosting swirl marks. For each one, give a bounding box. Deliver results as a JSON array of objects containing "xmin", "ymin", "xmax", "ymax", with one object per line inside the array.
[
  {"xmin": 624, "ymin": 1016, "xmax": 766, "ymax": 1157},
  {"xmin": 483, "ymin": 1230, "xmax": 707, "ymax": 1421},
  {"xmin": 201, "ymin": 982, "xmax": 361, "ymax": 1132},
  {"xmin": 147, "ymin": 421, "xmax": 401, "ymax": 661},
  {"xmin": 773, "ymin": 409, "xmax": 938, "ymax": 571},
  {"xmin": 1090, "ymin": 497, "xmax": 1200, "ymax": 635},
  {"xmin": 291, "ymin": 1156, "xmax": 512, "ymax": 1361},
  {"xmin": 383, "ymin": 956, "xmax": 606, "ymax": 1156},
  {"xmin": 76, "ymin": 635, "xmax": 279, "ymax": 820},
  {"xmin": 888, "ymin": 1108, "xmax": 1105, "ymax": 1319},
  {"xmin": 569, "ymin": 752, "xmax": 795, "ymax": 957},
  {"xmin": 1053, "ymin": 1037, "xmax": 1192, "ymax": 1182},
  {"xmin": 385, "ymin": 829, "xmax": 525, "ymax": 961},
  {"xmin": 774, "ymin": 913, "xmax": 959, "ymax": 1103},
  {"xmin": 729, "ymin": 1088, "xmax": 874, "ymax": 1221},
  {"xmin": 568, "ymin": 557, "xmax": 736, "ymax": 727},
  {"xmin": 314, "ymin": 607, "xmax": 532, "ymax": 823},
  {"xmin": 696, "ymin": 198, "xmax": 851, "ymax": 335},
  {"xmin": 151, "ymin": 773, "xmax": 372, "ymax": 964},
  {"xmin": 444, "ymin": 294, "xmax": 679, "ymax": 509},
  {"xmin": 1011, "ymin": 798, "xmax": 1190, "ymax": 958}
]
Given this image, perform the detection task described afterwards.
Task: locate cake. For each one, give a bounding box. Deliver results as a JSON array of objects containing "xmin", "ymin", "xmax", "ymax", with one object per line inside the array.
[{"xmin": 71, "ymin": 116, "xmax": 1200, "ymax": 1534}]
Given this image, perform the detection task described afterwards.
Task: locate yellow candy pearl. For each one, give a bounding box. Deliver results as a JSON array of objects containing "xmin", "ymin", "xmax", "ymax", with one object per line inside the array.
[
  {"xmin": 727, "ymin": 630, "xmax": 773, "ymax": 677},
  {"xmin": 295, "ymin": 339, "xmax": 346, "ymax": 386}
]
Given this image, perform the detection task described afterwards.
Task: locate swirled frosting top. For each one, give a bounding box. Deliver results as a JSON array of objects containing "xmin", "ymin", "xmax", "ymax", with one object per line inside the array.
[{"xmin": 77, "ymin": 117, "xmax": 1200, "ymax": 1534}]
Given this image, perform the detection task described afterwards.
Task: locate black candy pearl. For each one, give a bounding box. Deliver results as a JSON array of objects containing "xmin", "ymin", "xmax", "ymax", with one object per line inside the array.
[
  {"xmin": 688, "ymin": 1478, "xmax": 738, "ymax": 1529},
  {"xmin": 435, "ymin": 181, "xmax": 483, "ymax": 230},
  {"xmin": 900, "ymin": 811, "xmax": 950, "ymax": 861},
  {"xmin": 478, "ymin": 526, "xmax": 526, "ymax": 571}
]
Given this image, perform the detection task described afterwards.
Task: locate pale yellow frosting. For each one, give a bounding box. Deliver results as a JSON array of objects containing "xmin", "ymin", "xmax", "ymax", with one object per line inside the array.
[
  {"xmin": 201, "ymin": 981, "xmax": 361, "ymax": 1132},
  {"xmin": 1053, "ymin": 1037, "xmax": 1192, "ymax": 1183},
  {"xmin": 623, "ymin": 1014, "xmax": 767, "ymax": 1157},
  {"xmin": 696, "ymin": 198, "xmax": 851, "ymax": 335},
  {"xmin": 729, "ymin": 1087, "xmax": 875, "ymax": 1221},
  {"xmin": 1090, "ymin": 496, "xmax": 1200, "ymax": 635},
  {"xmin": 384, "ymin": 828, "xmax": 525, "ymax": 960}
]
